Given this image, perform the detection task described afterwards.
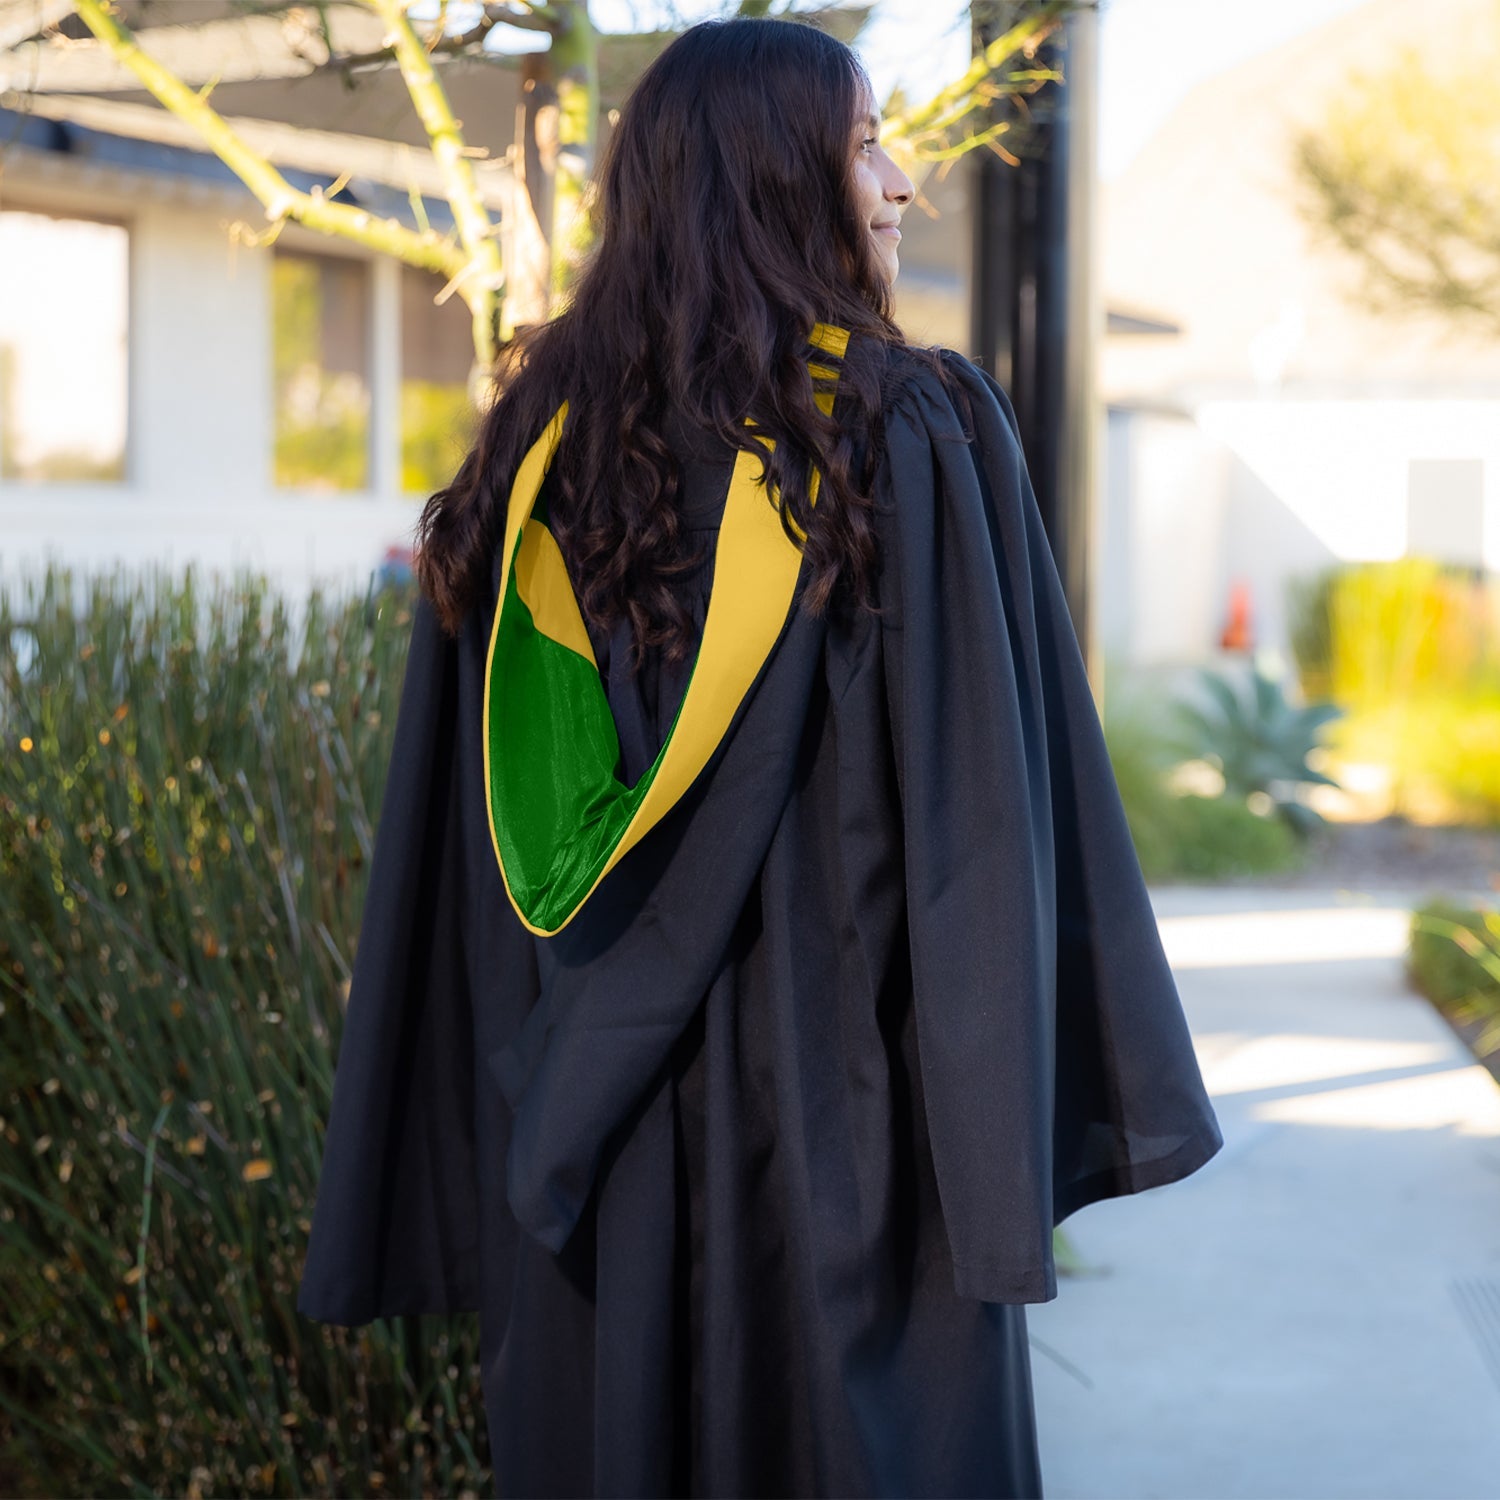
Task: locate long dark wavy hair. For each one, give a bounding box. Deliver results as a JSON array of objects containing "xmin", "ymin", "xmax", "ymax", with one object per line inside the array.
[{"xmin": 416, "ymin": 15, "xmax": 919, "ymax": 661}]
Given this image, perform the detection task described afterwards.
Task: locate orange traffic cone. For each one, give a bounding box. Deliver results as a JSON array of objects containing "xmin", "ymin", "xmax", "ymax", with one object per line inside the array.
[{"xmin": 1220, "ymin": 576, "xmax": 1254, "ymax": 651}]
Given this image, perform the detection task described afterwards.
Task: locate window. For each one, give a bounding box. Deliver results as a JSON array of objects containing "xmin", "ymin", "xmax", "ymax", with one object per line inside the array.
[
  {"xmin": 0, "ymin": 209, "xmax": 128, "ymax": 483},
  {"xmin": 272, "ymin": 249, "xmax": 370, "ymax": 491},
  {"xmin": 400, "ymin": 264, "xmax": 478, "ymax": 495}
]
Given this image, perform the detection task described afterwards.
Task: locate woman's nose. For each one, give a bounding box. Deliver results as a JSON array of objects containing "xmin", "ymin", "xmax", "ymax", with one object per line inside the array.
[{"xmin": 887, "ymin": 162, "xmax": 914, "ymax": 204}]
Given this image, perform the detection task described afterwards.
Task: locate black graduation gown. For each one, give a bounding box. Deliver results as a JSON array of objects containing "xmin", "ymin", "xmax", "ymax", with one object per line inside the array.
[{"xmin": 295, "ymin": 345, "xmax": 1225, "ymax": 1500}]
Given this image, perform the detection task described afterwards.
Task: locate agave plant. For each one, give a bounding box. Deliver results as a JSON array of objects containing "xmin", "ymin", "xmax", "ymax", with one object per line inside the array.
[{"xmin": 1173, "ymin": 661, "xmax": 1344, "ymax": 837}]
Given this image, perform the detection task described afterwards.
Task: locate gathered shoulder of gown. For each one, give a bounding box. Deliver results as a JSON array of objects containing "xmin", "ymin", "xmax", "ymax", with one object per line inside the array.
[{"xmin": 295, "ymin": 341, "xmax": 1225, "ymax": 1500}]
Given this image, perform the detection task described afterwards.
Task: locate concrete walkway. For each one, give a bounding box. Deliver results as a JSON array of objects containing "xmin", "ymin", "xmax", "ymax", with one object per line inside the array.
[{"xmin": 1030, "ymin": 884, "xmax": 1500, "ymax": 1500}]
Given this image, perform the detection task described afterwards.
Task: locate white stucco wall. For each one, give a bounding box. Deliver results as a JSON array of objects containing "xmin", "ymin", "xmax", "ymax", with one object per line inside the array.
[
  {"xmin": 1100, "ymin": 407, "xmax": 1230, "ymax": 667},
  {"xmin": 1102, "ymin": 397, "xmax": 1500, "ymax": 669},
  {"xmin": 1, "ymin": 176, "xmax": 424, "ymax": 606}
]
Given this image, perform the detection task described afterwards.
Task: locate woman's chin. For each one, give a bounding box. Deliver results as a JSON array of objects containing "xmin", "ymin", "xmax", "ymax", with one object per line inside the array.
[{"xmin": 867, "ymin": 250, "xmax": 898, "ymax": 284}]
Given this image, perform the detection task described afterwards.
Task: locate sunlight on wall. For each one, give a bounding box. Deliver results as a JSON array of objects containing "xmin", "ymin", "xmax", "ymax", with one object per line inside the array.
[{"xmin": 1195, "ymin": 400, "xmax": 1500, "ymax": 567}]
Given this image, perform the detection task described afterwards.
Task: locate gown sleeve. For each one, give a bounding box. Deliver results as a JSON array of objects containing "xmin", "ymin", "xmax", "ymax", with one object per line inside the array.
[
  {"xmin": 876, "ymin": 348, "xmax": 1224, "ymax": 1305},
  {"xmin": 296, "ymin": 595, "xmax": 492, "ymax": 1325}
]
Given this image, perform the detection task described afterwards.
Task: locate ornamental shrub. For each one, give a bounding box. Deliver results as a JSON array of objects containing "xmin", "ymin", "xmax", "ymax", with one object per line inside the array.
[{"xmin": 0, "ymin": 566, "xmax": 489, "ymax": 1499}]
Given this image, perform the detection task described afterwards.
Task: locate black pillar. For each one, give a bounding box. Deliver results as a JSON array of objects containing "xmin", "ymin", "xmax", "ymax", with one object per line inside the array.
[{"xmin": 969, "ymin": 2, "xmax": 1101, "ymax": 689}]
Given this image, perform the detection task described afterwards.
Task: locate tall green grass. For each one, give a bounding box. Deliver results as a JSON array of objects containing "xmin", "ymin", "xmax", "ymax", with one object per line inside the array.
[{"xmin": 0, "ymin": 567, "xmax": 488, "ymax": 1498}]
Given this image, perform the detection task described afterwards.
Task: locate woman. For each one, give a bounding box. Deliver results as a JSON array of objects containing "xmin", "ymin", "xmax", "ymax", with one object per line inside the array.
[{"xmin": 297, "ymin": 16, "xmax": 1224, "ymax": 1499}]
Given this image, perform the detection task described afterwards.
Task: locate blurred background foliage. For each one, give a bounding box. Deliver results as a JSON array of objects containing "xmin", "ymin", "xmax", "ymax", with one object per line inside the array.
[
  {"xmin": 1292, "ymin": 23, "xmax": 1500, "ymax": 336},
  {"xmin": 1286, "ymin": 556, "xmax": 1500, "ymax": 822},
  {"xmin": 0, "ymin": 568, "xmax": 490, "ymax": 1498},
  {"xmin": 1408, "ymin": 898, "xmax": 1500, "ymax": 1080},
  {"xmin": 1101, "ymin": 676, "xmax": 1308, "ymax": 883},
  {"xmin": 1169, "ymin": 663, "xmax": 1343, "ymax": 839},
  {"xmin": 1098, "ymin": 553, "xmax": 1500, "ymax": 884},
  {"xmin": 401, "ymin": 377, "xmax": 478, "ymax": 496},
  {"xmin": 271, "ymin": 255, "xmax": 371, "ymax": 493},
  {"xmin": 1099, "ymin": 552, "xmax": 1500, "ymax": 894}
]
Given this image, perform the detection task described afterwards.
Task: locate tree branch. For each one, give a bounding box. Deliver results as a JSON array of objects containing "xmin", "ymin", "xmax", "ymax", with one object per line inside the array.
[
  {"xmin": 286, "ymin": 0, "xmax": 555, "ymax": 76},
  {"xmin": 544, "ymin": 0, "xmax": 597, "ymax": 298},
  {"xmin": 68, "ymin": 0, "xmax": 466, "ymax": 281},
  {"xmin": 365, "ymin": 0, "xmax": 506, "ymax": 362},
  {"xmin": 882, "ymin": 1, "xmax": 1068, "ymax": 149}
]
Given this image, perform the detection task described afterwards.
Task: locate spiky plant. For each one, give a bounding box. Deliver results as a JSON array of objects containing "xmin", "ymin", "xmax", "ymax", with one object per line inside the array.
[{"xmin": 1173, "ymin": 663, "xmax": 1344, "ymax": 838}]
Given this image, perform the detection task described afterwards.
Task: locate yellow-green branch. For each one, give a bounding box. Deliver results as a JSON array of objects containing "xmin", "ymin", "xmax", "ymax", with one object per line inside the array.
[
  {"xmin": 70, "ymin": 0, "xmax": 465, "ymax": 283},
  {"xmin": 368, "ymin": 0, "xmax": 506, "ymax": 363},
  {"xmin": 883, "ymin": 3, "xmax": 1067, "ymax": 147},
  {"xmin": 548, "ymin": 0, "xmax": 598, "ymax": 300}
]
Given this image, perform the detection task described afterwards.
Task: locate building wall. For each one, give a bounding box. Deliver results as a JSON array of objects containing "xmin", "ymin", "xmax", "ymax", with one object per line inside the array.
[
  {"xmin": 5, "ymin": 149, "xmax": 1237, "ymax": 682},
  {"xmin": 3, "ymin": 154, "xmax": 991, "ymax": 609},
  {"xmin": 1115, "ymin": 409, "xmax": 1231, "ymax": 666},
  {"xmin": 1, "ymin": 176, "xmax": 425, "ymax": 604},
  {"xmin": 1097, "ymin": 405, "xmax": 1137, "ymax": 666},
  {"xmin": 1103, "ymin": 398, "xmax": 1500, "ymax": 672}
]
